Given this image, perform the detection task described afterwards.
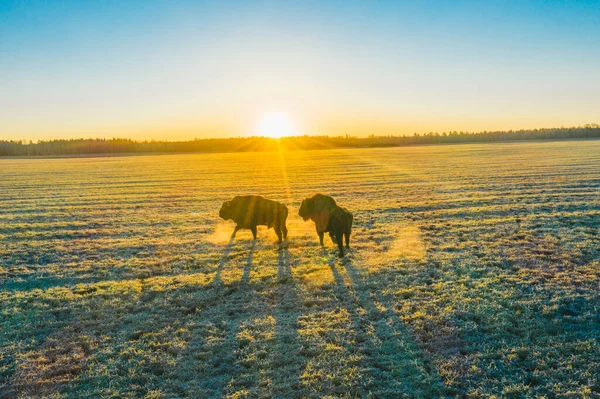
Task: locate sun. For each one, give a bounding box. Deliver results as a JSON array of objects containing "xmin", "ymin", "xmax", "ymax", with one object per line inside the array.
[{"xmin": 256, "ymin": 112, "xmax": 297, "ymax": 138}]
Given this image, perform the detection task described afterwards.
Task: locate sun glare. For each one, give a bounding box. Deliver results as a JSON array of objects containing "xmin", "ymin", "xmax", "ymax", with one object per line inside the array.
[{"xmin": 257, "ymin": 112, "xmax": 297, "ymax": 138}]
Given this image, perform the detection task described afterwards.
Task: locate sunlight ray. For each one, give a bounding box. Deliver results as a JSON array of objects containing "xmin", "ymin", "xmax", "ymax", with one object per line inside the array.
[{"xmin": 277, "ymin": 140, "xmax": 294, "ymax": 205}]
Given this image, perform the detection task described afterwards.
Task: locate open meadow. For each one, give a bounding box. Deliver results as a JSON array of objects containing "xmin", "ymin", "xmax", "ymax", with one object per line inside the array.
[{"xmin": 1, "ymin": 141, "xmax": 599, "ymax": 398}]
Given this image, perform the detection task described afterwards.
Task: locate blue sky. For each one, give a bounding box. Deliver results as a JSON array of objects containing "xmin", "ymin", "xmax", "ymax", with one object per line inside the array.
[{"xmin": 1, "ymin": 0, "xmax": 599, "ymax": 140}]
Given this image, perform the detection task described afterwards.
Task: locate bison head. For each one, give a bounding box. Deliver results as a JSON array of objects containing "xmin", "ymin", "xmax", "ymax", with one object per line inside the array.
[
  {"xmin": 219, "ymin": 201, "xmax": 233, "ymax": 220},
  {"xmin": 298, "ymin": 198, "xmax": 313, "ymax": 221}
]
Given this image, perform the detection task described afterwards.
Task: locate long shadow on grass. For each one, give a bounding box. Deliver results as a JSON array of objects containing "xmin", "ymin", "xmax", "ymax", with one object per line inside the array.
[
  {"xmin": 269, "ymin": 246, "xmax": 303, "ymax": 396},
  {"xmin": 212, "ymin": 234, "xmax": 237, "ymax": 288},
  {"xmin": 214, "ymin": 243, "xmax": 304, "ymax": 397},
  {"xmin": 240, "ymin": 241, "xmax": 256, "ymax": 286},
  {"xmin": 208, "ymin": 238, "xmax": 263, "ymax": 397},
  {"xmin": 327, "ymin": 252, "xmax": 445, "ymax": 397}
]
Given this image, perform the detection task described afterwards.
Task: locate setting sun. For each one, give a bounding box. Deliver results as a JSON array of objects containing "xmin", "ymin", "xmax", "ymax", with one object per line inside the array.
[{"xmin": 256, "ymin": 112, "xmax": 297, "ymax": 138}]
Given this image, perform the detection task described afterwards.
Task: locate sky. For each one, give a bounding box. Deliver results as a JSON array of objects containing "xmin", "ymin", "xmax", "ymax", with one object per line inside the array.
[{"xmin": 1, "ymin": 0, "xmax": 599, "ymax": 141}]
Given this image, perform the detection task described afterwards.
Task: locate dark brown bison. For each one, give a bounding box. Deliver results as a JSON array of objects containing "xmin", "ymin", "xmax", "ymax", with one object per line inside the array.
[
  {"xmin": 219, "ymin": 195, "xmax": 288, "ymax": 243},
  {"xmin": 299, "ymin": 194, "xmax": 353, "ymax": 256}
]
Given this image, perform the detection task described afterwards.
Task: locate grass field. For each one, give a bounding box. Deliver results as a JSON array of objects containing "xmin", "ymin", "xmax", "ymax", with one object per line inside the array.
[{"xmin": 1, "ymin": 141, "xmax": 599, "ymax": 398}]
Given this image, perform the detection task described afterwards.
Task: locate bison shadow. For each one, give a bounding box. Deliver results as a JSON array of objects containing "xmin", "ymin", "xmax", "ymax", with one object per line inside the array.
[{"xmin": 325, "ymin": 252, "xmax": 445, "ymax": 395}]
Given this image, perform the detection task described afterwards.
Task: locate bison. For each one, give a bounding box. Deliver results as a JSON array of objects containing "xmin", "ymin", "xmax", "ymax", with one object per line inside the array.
[
  {"xmin": 299, "ymin": 194, "xmax": 353, "ymax": 256},
  {"xmin": 219, "ymin": 195, "xmax": 288, "ymax": 243}
]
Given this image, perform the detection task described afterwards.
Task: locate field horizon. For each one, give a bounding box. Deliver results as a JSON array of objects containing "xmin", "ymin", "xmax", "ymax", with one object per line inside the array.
[
  {"xmin": 1, "ymin": 140, "xmax": 598, "ymax": 398},
  {"xmin": 2, "ymin": 125, "xmax": 600, "ymax": 158}
]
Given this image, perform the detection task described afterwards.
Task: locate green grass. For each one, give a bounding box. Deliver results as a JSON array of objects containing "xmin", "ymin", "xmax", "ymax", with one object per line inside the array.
[{"xmin": 1, "ymin": 141, "xmax": 599, "ymax": 398}]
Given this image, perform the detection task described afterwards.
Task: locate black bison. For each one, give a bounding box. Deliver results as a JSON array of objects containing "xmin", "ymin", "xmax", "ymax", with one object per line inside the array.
[
  {"xmin": 219, "ymin": 195, "xmax": 288, "ymax": 243},
  {"xmin": 299, "ymin": 194, "xmax": 353, "ymax": 256}
]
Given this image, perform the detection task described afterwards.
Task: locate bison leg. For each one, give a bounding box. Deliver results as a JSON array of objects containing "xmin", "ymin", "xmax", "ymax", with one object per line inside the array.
[
  {"xmin": 274, "ymin": 226, "xmax": 283, "ymax": 244},
  {"xmin": 329, "ymin": 231, "xmax": 336, "ymax": 244},
  {"xmin": 345, "ymin": 213, "xmax": 353, "ymax": 249},
  {"xmin": 282, "ymin": 222, "xmax": 288, "ymax": 239},
  {"xmin": 232, "ymin": 225, "xmax": 242, "ymax": 238},
  {"xmin": 336, "ymin": 232, "xmax": 345, "ymax": 257},
  {"xmin": 317, "ymin": 230, "xmax": 324, "ymax": 246},
  {"xmin": 250, "ymin": 226, "xmax": 257, "ymax": 240}
]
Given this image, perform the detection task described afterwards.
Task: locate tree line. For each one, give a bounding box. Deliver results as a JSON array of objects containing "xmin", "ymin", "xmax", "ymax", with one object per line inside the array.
[{"xmin": 1, "ymin": 125, "xmax": 599, "ymax": 157}]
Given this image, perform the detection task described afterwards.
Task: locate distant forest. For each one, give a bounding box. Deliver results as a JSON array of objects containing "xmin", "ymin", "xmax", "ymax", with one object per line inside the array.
[{"xmin": 1, "ymin": 125, "xmax": 599, "ymax": 156}]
